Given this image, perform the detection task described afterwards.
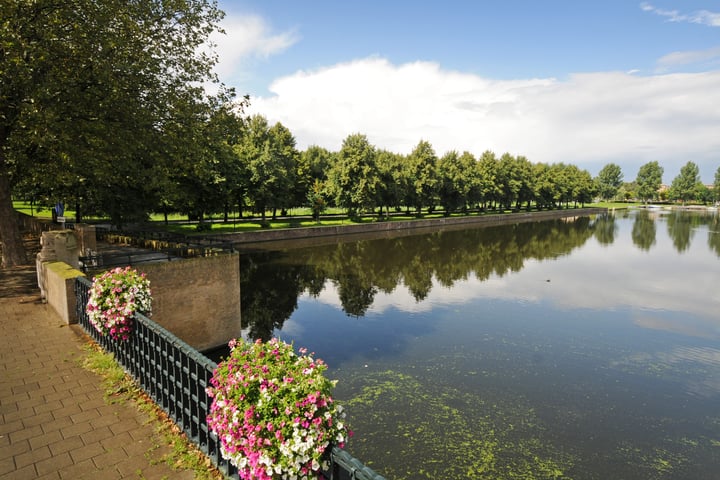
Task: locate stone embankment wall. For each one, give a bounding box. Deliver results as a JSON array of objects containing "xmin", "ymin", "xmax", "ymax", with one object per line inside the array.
[
  {"xmin": 220, "ymin": 207, "xmax": 607, "ymax": 248},
  {"xmin": 37, "ymin": 228, "xmax": 241, "ymax": 352},
  {"xmin": 139, "ymin": 254, "xmax": 241, "ymax": 352}
]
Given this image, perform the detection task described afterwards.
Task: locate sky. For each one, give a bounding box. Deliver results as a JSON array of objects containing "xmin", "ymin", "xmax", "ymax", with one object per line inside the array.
[{"xmin": 212, "ymin": 1, "xmax": 720, "ymax": 183}]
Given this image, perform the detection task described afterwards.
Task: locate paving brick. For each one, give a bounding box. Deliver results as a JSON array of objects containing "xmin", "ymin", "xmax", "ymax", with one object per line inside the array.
[
  {"xmin": 1, "ymin": 293, "xmax": 201, "ymax": 480},
  {"xmin": 11, "ymin": 381, "xmax": 40, "ymax": 394},
  {"xmin": 22, "ymin": 411, "xmax": 54, "ymax": 428},
  {"xmin": 56, "ymin": 458, "xmax": 100, "ymax": 479},
  {"xmin": 69, "ymin": 408, "xmax": 101, "ymax": 424},
  {"xmin": 37, "ymin": 470, "xmax": 61, "ymax": 480},
  {"xmin": 28, "ymin": 429, "xmax": 63, "ymax": 450},
  {"xmin": 0, "ymin": 438, "xmax": 28, "ymax": 461},
  {"xmin": 0, "ymin": 419, "xmax": 24, "ymax": 435},
  {"xmin": 78, "ymin": 425, "xmax": 114, "ymax": 445},
  {"xmin": 59, "ymin": 420, "xmax": 93, "ymax": 439},
  {"xmin": 35, "ymin": 451, "xmax": 73, "ymax": 476},
  {"xmin": 51, "ymin": 402, "xmax": 83, "ymax": 420},
  {"xmin": 48, "ymin": 433, "xmax": 84, "ymax": 456},
  {"xmin": 8, "ymin": 424, "xmax": 43, "ymax": 443},
  {"xmin": 91, "ymin": 446, "xmax": 129, "ymax": 468},
  {"xmin": 1, "ymin": 463, "xmax": 37, "ymax": 480},
  {"xmin": 14, "ymin": 444, "xmax": 52, "ymax": 469},
  {"xmin": 40, "ymin": 415, "xmax": 73, "ymax": 434},
  {"xmin": 68, "ymin": 441, "xmax": 105, "ymax": 464},
  {"xmin": 33, "ymin": 399, "xmax": 64, "ymax": 415},
  {"xmin": 0, "ymin": 455, "xmax": 16, "ymax": 476}
]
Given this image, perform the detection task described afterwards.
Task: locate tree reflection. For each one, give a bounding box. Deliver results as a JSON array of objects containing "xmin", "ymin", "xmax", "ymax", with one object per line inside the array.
[
  {"xmin": 666, "ymin": 211, "xmax": 695, "ymax": 253},
  {"xmin": 593, "ymin": 213, "xmax": 617, "ymax": 245},
  {"xmin": 708, "ymin": 215, "xmax": 720, "ymax": 257},
  {"xmin": 239, "ymin": 216, "xmax": 600, "ymax": 339},
  {"xmin": 631, "ymin": 210, "xmax": 656, "ymax": 251},
  {"xmin": 240, "ymin": 252, "xmax": 322, "ymax": 341}
]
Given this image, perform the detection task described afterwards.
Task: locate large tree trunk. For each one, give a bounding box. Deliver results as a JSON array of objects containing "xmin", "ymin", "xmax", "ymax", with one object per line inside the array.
[{"xmin": 0, "ymin": 153, "xmax": 27, "ymax": 268}]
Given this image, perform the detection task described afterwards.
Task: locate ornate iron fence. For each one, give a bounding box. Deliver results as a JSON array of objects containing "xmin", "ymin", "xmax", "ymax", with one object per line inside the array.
[{"xmin": 75, "ymin": 276, "xmax": 385, "ymax": 480}]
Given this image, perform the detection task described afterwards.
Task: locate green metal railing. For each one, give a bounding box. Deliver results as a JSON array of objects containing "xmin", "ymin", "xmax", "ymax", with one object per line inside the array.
[{"xmin": 75, "ymin": 276, "xmax": 385, "ymax": 480}]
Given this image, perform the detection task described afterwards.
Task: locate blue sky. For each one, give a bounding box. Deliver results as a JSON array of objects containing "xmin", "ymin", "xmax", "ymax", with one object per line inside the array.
[{"xmin": 213, "ymin": 1, "xmax": 720, "ymax": 183}]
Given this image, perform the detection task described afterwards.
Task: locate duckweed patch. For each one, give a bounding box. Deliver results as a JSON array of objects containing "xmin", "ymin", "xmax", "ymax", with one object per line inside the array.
[{"xmin": 341, "ymin": 369, "xmax": 572, "ymax": 480}]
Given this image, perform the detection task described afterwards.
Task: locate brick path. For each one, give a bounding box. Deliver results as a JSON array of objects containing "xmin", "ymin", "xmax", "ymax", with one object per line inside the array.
[{"xmin": 0, "ymin": 269, "xmax": 197, "ymax": 479}]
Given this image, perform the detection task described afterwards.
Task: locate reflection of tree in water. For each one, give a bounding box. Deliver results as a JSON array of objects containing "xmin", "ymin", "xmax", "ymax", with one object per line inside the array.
[
  {"xmin": 240, "ymin": 216, "xmax": 600, "ymax": 337},
  {"xmin": 708, "ymin": 215, "xmax": 720, "ymax": 257},
  {"xmin": 240, "ymin": 252, "xmax": 323, "ymax": 341},
  {"xmin": 593, "ymin": 213, "xmax": 617, "ymax": 245},
  {"xmin": 632, "ymin": 210, "xmax": 657, "ymax": 251},
  {"xmin": 335, "ymin": 275, "xmax": 378, "ymax": 317},
  {"xmin": 666, "ymin": 211, "xmax": 696, "ymax": 253}
]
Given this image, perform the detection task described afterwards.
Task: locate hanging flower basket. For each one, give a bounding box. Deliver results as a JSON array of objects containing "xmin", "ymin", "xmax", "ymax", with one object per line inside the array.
[
  {"xmin": 207, "ymin": 338, "xmax": 352, "ymax": 480},
  {"xmin": 86, "ymin": 266, "xmax": 152, "ymax": 341}
]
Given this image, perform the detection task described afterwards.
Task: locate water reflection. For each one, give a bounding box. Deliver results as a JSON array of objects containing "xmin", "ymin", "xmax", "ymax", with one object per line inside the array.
[
  {"xmin": 240, "ymin": 216, "xmax": 597, "ymax": 335},
  {"xmin": 235, "ymin": 209, "xmax": 720, "ymax": 480},
  {"xmin": 632, "ymin": 209, "xmax": 656, "ymax": 250}
]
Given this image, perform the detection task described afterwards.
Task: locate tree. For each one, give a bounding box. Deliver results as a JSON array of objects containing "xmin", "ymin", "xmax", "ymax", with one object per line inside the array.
[
  {"xmin": 477, "ymin": 151, "xmax": 500, "ymax": 209},
  {"xmin": 267, "ymin": 122, "xmax": 299, "ymax": 217},
  {"xmin": 375, "ymin": 149, "xmax": 404, "ymax": 217},
  {"xmin": 568, "ymin": 165, "xmax": 596, "ymax": 207},
  {"xmin": 296, "ymin": 145, "xmax": 332, "ymax": 210},
  {"xmin": 403, "ymin": 140, "xmax": 439, "ymax": 214},
  {"xmin": 1, "ymin": 0, "xmax": 228, "ymax": 267},
  {"xmin": 326, "ymin": 133, "xmax": 378, "ymax": 217},
  {"xmin": 669, "ymin": 161, "xmax": 700, "ymax": 204},
  {"xmin": 437, "ymin": 151, "xmax": 466, "ymax": 215},
  {"xmin": 635, "ymin": 161, "xmax": 664, "ymax": 204},
  {"xmin": 170, "ymin": 96, "xmax": 246, "ymax": 226},
  {"xmin": 236, "ymin": 116, "xmax": 298, "ymax": 221},
  {"xmin": 595, "ymin": 163, "xmax": 624, "ymax": 201}
]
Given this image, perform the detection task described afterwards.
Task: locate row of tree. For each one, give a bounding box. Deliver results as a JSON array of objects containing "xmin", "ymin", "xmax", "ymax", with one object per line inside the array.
[
  {"xmin": 3, "ymin": 1, "xmax": 719, "ymax": 268},
  {"xmin": 595, "ymin": 161, "xmax": 720, "ymax": 205}
]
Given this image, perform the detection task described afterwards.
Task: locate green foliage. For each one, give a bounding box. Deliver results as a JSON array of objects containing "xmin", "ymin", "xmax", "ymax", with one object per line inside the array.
[
  {"xmin": 636, "ymin": 161, "xmax": 664, "ymax": 203},
  {"xmin": 595, "ymin": 163, "xmax": 624, "ymax": 201},
  {"xmin": 327, "ymin": 133, "xmax": 379, "ymax": 216},
  {"xmin": 1, "ymin": 0, "xmax": 233, "ymax": 266},
  {"xmin": 669, "ymin": 161, "xmax": 700, "ymax": 204}
]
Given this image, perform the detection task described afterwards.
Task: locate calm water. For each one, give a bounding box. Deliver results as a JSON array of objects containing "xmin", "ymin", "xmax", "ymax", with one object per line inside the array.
[{"xmin": 235, "ymin": 209, "xmax": 720, "ymax": 480}]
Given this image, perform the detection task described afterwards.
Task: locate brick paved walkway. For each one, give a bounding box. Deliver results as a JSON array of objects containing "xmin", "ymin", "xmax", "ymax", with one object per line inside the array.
[{"xmin": 0, "ymin": 269, "xmax": 196, "ymax": 479}]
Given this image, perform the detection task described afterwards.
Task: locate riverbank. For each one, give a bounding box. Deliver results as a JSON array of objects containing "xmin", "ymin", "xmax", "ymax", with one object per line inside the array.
[{"xmin": 215, "ymin": 207, "xmax": 608, "ymax": 248}]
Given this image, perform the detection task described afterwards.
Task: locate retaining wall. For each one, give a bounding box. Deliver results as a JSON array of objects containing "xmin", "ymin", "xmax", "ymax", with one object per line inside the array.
[
  {"xmin": 220, "ymin": 207, "xmax": 607, "ymax": 248},
  {"xmin": 137, "ymin": 254, "xmax": 241, "ymax": 352}
]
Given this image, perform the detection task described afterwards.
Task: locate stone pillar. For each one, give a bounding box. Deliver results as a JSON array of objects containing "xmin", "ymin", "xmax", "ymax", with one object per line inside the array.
[{"xmin": 36, "ymin": 230, "xmax": 81, "ymax": 301}]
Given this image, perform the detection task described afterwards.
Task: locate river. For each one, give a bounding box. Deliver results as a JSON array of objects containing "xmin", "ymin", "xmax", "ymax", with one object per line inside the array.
[{"xmin": 234, "ymin": 208, "xmax": 720, "ymax": 479}]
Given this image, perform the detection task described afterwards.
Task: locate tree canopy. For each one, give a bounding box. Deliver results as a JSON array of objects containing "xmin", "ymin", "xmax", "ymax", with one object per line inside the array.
[
  {"xmin": 635, "ymin": 161, "xmax": 664, "ymax": 203},
  {"xmin": 1, "ymin": 0, "xmax": 234, "ymax": 267},
  {"xmin": 595, "ymin": 163, "xmax": 624, "ymax": 201},
  {"xmin": 669, "ymin": 161, "xmax": 700, "ymax": 204}
]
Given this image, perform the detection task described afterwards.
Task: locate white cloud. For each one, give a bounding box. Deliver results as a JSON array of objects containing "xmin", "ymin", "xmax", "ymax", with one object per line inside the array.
[
  {"xmin": 640, "ymin": 2, "xmax": 720, "ymax": 27},
  {"xmin": 656, "ymin": 45, "xmax": 720, "ymax": 70},
  {"xmin": 249, "ymin": 57, "xmax": 720, "ymax": 180},
  {"xmin": 210, "ymin": 14, "xmax": 299, "ymax": 82}
]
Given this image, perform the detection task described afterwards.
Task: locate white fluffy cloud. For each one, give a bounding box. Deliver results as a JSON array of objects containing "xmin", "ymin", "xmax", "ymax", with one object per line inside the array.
[
  {"xmin": 210, "ymin": 14, "xmax": 298, "ymax": 83},
  {"xmin": 249, "ymin": 57, "xmax": 720, "ymax": 180}
]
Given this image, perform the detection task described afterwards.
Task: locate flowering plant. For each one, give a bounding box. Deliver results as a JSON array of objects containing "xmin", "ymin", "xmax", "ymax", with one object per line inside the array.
[
  {"xmin": 86, "ymin": 266, "xmax": 152, "ymax": 341},
  {"xmin": 207, "ymin": 338, "xmax": 351, "ymax": 480}
]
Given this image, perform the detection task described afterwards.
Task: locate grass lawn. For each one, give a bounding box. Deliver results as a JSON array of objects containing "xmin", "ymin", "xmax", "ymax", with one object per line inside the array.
[{"xmin": 14, "ymin": 199, "xmax": 626, "ymax": 235}]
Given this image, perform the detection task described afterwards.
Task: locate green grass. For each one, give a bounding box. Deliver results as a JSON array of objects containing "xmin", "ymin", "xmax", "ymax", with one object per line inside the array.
[
  {"xmin": 14, "ymin": 199, "xmax": 618, "ymax": 235},
  {"xmin": 588, "ymin": 201, "xmax": 641, "ymax": 209}
]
